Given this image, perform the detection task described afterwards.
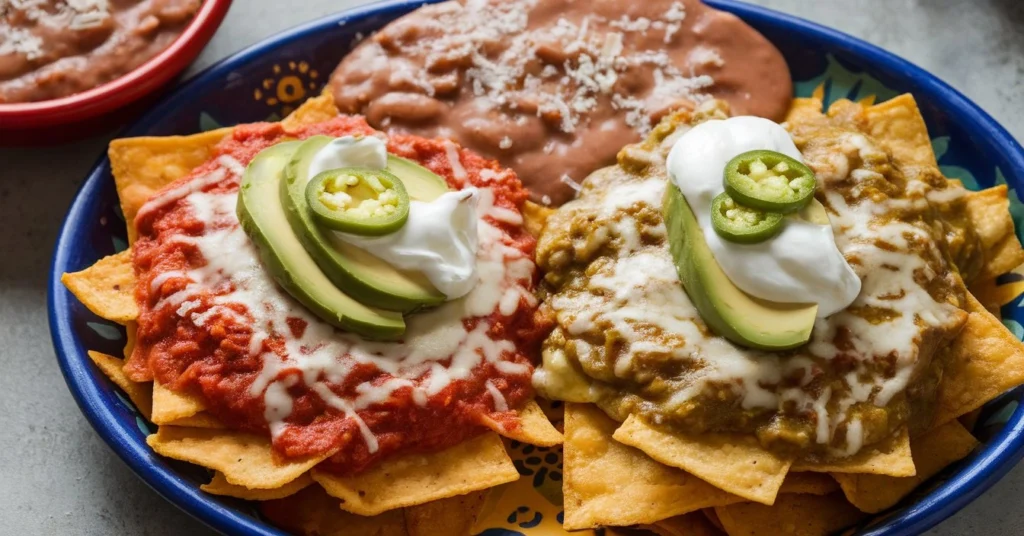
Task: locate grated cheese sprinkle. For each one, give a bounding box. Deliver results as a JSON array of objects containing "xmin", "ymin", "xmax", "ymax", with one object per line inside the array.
[{"xmin": 390, "ymin": 0, "xmax": 715, "ymax": 138}]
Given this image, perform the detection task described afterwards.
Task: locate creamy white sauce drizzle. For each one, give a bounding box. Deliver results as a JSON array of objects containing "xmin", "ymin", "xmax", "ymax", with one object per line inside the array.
[
  {"xmin": 141, "ymin": 155, "xmax": 535, "ymax": 452},
  {"xmin": 307, "ymin": 136, "xmax": 388, "ymax": 177},
  {"xmin": 307, "ymin": 136, "xmax": 480, "ymax": 300},
  {"xmin": 665, "ymin": 117, "xmax": 861, "ymax": 317}
]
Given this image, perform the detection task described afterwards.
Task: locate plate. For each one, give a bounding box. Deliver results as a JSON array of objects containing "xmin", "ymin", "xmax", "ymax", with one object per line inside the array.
[
  {"xmin": 0, "ymin": 0, "xmax": 233, "ymax": 145},
  {"xmin": 47, "ymin": 1, "xmax": 1024, "ymax": 535}
]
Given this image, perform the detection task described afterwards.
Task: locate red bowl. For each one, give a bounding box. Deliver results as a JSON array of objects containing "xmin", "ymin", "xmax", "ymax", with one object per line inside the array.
[{"xmin": 0, "ymin": 0, "xmax": 233, "ymax": 145}]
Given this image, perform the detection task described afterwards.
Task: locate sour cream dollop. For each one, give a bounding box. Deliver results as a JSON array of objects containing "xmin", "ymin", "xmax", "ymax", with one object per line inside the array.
[
  {"xmin": 666, "ymin": 117, "xmax": 861, "ymax": 317},
  {"xmin": 306, "ymin": 136, "xmax": 480, "ymax": 300}
]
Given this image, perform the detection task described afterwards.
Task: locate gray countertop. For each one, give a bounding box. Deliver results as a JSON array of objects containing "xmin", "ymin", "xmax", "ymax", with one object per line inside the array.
[{"xmin": 2, "ymin": 0, "xmax": 1022, "ymax": 534}]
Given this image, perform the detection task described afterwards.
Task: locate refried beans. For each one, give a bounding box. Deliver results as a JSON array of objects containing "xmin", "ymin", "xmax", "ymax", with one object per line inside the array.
[
  {"xmin": 0, "ymin": 0, "xmax": 200, "ymax": 103},
  {"xmin": 330, "ymin": 0, "xmax": 792, "ymax": 206}
]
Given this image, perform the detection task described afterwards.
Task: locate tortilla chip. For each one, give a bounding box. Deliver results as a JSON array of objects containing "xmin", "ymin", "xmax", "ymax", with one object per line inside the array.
[
  {"xmin": 312, "ymin": 433, "xmax": 518, "ymax": 516},
  {"xmin": 703, "ymin": 508, "xmax": 724, "ymax": 532},
  {"xmin": 108, "ymin": 94, "xmax": 337, "ymax": 243},
  {"xmin": 109, "ymin": 128, "xmax": 232, "ymax": 243},
  {"xmin": 792, "ymin": 427, "xmax": 915, "ymax": 477},
  {"xmin": 980, "ymin": 234, "xmax": 1024, "ymax": 282},
  {"xmin": 404, "ymin": 490, "xmax": 488, "ymax": 536},
  {"xmin": 261, "ymin": 484, "xmax": 408, "ymax": 536},
  {"xmin": 522, "ymin": 201, "xmax": 556, "ymax": 238},
  {"xmin": 87, "ymin": 351, "xmax": 153, "ymax": 420},
  {"xmin": 146, "ymin": 426, "xmax": 329, "ymax": 489},
  {"xmin": 281, "ymin": 92, "xmax": 340, "ymax": 130},
  {"xmin": 832, "ymin": 420, "xmax": 977, "ymax": 513},
  {"xmin": 201, "ymin": 471, "xmax": 313, "ymax": 501},
  {"xmin": 61, "ymin": 250, "xmax": 138, "ymax": 324},
  {"xmin": 778, "ymin": 472, "xmax": 839, "ymax": 496},
  {"xmin": 123, "ymin": 320, "xmax": 137, "ymax": 358},
  {"xmin": 164, "ymin": 412, "xmax": 224, "ymax": 429},
  {"xmin": 863, "ymin": 94, "xmax": 937, "ymax": 168},
  {"xmin": 959, "ymin": 408, "xmax": 983, "ymax": 432},
  {"xmin": 970, "ymin": 277, "xmax": 1024, "ymax": 317},
  {"xmin": 562, "ymin": 404, "xmax": 741, "ymax": 530},
  {"xmin": 962, "ymin": 186, "xmax": 1024, "ymax": 279},
  {"xmin": 612, "ymin": 413, "xmax": 792, "ymax": 505},
  {"xmin": 934, "ymin": 293, "xmax": 1024, "ymax": 426},
  {"xmin": 785, "ymin": 97, "xmax": 825, "ymax": 124},
  {"xmin": 965, "ymin": 186, "xmax": 1015, "ymax": 251},
  {"xmin": 151, "ymin": 380, "xmax": 206, "ymax": 424},
  {"xmin": 480, "ymin": 399, "xmax": 563, "ymax": 447},
  {"xmin": 714, "ymin": 493, "xmax": 866, "ymax": 536},
  {"xmin": 643, "ymin": 511, "xmax": 722, "ymax": 536}
]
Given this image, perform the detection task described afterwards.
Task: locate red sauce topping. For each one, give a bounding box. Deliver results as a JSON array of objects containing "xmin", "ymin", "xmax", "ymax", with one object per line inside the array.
[{"xmin": 126, "ymin": 116, "xmax": 550, "ymax": 474}]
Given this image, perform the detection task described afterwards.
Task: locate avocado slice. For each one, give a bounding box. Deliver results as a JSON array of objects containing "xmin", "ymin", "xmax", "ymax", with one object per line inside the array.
[
  {"xmin": 663, "ymin": 184, "xmax": 817, "ymax": 351},
  {"xmin": 282, "ymin": 136, "xmax": 449, "ymax": 313},
  {"xmin": 237, "ymin": 141, "xmax": 405, "ymax": 340}
]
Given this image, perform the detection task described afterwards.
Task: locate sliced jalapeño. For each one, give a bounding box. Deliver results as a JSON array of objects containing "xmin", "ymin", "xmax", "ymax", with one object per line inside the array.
[
  {"xmin": 305, "ymin": 167, "xmax": 410, "ymax": 236},
  {"xmin": 724, "ymin": 150, "xmax": 816, "ymax": 213},
  {"xmin": 710, "ymin": 192, "xmax": 783, "ymax": 244}
]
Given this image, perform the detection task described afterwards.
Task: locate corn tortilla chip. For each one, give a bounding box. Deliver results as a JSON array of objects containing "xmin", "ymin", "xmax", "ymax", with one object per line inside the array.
[
  {"xmin": 969, "ymin": 277, "xmax": 1024, "ymax": 317},
  {"xmin": 980, "ymin": 234, "xmax": 1024, "ymax": 282},
  {"xmin": 703, "ymin": 508, "xmax": 724, "ymax": 532},
  {"xmin": 643, "ymin": 511, "xmax": 722, "ymax": 536},
  {"xmin": 777, "ymin": 472, "xmax": 839, "ymax": 496},
  {"xmin": 612, "ymin": 413, "xmax": 792, "ymax": 505},
  {"xmin": 962, "ymin": 186, "xmax": 1024, "ymax": 279},
  {"xmin": 965, "ymin": 186, "xmax": 1015, "ymax": 252},
  {"xmin": 164, "ymin": 412, "xmax": 224, "ymax": 429},
  {"xmin": 785, "ymin": 97, "xmax": 825, "ymax": 125},
  {"xmin": 123, "ymin": 320, "xmax": 137, "ymax": 358},
  {"xmin": 146, "ymin": 426, "xmax": 329, "ymax": 489},
  {"xmin": 108, "ymin": 93, "xmax": 337, "ymax": 244},
  {"xmin": 151, "ymin": 380, "xmax": 206, "ymax": 424},
  {"xmin": 863, "ymin": 94, "xmax": 937, "ymax": 168},
  {"xmin": 479, "ymin": 399, "xmax": 563, "ymax": 447},
  {"xmin": 404, "ymin": 490, "xmax": 488, "ymax": 536},
  {"xmin": 714, "ymin": 493, "xmax": 866, "ymax": 536},
  {"xmin": 312, "ymin": 433, "xmax": 518, "ymax": 516},
  {"xmin": 934, "ymin": 293, "xmax": 1024, "ymax": 426},
  {"xmin": 201, "ymin": 471, "xmax": 314, "ymax": 501},
  {"xmin": 562, "ymin": 404, "xmax": 741, "ymax": 530},
  {"xmin": 792, "ymin": 427, "xmax": 915, "ymax": 477},
  {"xmin": 109, "ymin": 128, "xmax": 232, "ymax": 243},
  {"xmin": 832, "ymin": 420, "xmax": 977, "ymax": 513},
  {"xmin": 959, "ymin": 408, "xmax": 983, "ymax": 432},
  {"xmin": 281, "ymin": 92, "xmax": 340, "ymax": 129},
  {"xmin": 522, "ymin": 201, "xmax": 556, "ymax": 238},
  {"xmin": 87, "ymin": 351, "xmax": 153, "ymax": 420},
  {"xmin": 61, "ymin": 250, "xmax": 138, "ymax": 324},
  {"xmin": 261, "ymin": 484, "xmax": 408, "ymax": 536}
]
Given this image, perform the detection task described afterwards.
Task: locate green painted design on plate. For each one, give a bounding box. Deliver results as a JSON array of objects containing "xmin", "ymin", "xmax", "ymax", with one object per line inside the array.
[
  {"xmin": 86, "ymin": 321, "xmax": 122, "ymax": 341},
  {"xmin": 794, "ymin": 54, "xmax": 898, "ymax": 105}
]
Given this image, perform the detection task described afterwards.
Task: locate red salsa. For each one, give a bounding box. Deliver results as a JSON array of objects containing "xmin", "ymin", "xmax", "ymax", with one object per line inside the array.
[{"xmin": 125, "ymin": 116, "xmax": 550, "ymax": 474}]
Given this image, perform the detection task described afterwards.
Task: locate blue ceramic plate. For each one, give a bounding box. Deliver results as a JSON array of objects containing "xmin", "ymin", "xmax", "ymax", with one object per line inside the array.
[{"xmin": 48, "ymin": 1, "xmax": 1024, "ymax": 535}]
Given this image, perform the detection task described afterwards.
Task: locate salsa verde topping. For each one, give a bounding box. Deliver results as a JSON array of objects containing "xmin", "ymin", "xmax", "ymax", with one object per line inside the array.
[{"xmin": 533, "ymin": 102, "xmax": 977, "ymax": 457}]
